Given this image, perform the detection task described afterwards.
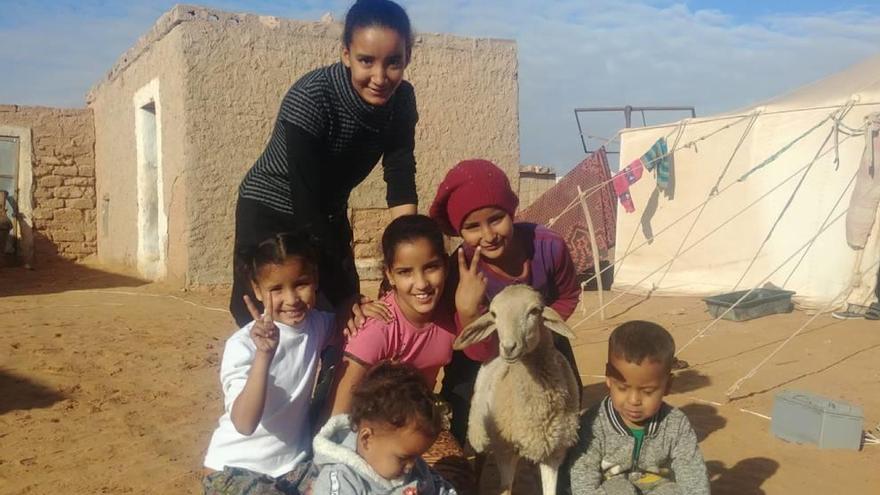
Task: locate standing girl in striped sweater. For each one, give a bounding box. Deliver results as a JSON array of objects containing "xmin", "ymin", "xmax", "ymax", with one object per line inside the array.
[{"xmin": 231, "ymin": 0, "xmax": 419, "ymax": 331}]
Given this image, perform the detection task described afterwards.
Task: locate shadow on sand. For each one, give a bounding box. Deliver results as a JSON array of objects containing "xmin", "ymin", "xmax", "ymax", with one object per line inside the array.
[
  {"xmin": 0, "ymin": 261, "xmax": 147, "ymax": 298},
  {"xmin": 707, "ymin": 457, "xmax": 780, "ymax": 495},
  {"xmin": 0, "ymin": 369, "xmax": 66, "ymax": 414},
  {"xmin": 680, "ymin": 403, "xmax": 728, "ymax": 442}
]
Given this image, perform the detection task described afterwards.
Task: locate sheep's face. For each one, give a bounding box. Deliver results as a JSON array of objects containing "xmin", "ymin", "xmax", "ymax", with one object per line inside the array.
[
  {"xmin": 492, "ymin": 293, "xmax": 545, "ymax": 361},
  {"xmin": 453, "ymin": 285, "xmax": 576, "ymax": 360}
]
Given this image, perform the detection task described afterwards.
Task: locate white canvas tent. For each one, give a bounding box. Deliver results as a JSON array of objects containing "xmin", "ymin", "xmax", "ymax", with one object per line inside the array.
[{"xmin": 612, "ymin": 53, "xmax": 880, "ymax": 309}]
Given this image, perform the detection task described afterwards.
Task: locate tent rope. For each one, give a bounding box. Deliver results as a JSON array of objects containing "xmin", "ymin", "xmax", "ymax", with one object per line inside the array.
[
  {"xmin": 735, "ymin": 101, "xmax": 853, "ymax": 183},
  {"xmin": 677, "ymin": 166, "xmax": 857, "ymax": 357},
  {"xmin": 725, "ymin": 257, "xmax": 880, "ymax": 399},
  {"xmin": 781, "ymin": 117, "xmax": 873, "ymax": 287},
  {"xmin": 570, "ymin": 156, "xmax": 839, "ymax": 329},
  {"xmin": 654, "ymin": 111, "xmax": 761, "ymax": 289},
  {"xmin": 731, "ymin": 115, "xmax": 846, "ymax": 291}
]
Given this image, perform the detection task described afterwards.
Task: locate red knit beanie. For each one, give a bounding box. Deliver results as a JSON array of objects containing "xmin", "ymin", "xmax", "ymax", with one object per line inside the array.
[{"xmin": 429, "ymin": 159, "xmax": 519, "ymax": 235}]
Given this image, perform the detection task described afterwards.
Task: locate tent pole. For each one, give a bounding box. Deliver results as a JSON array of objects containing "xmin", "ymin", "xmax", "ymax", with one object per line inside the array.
[{"xmin": 577, "ymin": 185, "xmax": 605, "ymax": 319}]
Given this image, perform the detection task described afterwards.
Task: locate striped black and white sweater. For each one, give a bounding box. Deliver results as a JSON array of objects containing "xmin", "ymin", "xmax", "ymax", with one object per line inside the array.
[{"xmin": 238, "ymin": 62, "xmax": 418, "ymax": 230}]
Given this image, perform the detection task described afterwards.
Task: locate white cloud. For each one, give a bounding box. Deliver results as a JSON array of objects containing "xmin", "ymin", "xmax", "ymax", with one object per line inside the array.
[
  {"xmin": 400, "ymin": 0, "xmax": 880, "ymax": 170},
  {"xmin": 3, "ymin": 1, "xmax": 880, "ymax": 171}
]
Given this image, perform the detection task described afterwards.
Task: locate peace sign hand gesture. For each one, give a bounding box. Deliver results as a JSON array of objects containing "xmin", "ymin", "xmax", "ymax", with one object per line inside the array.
[
  {"xmin": 244, "ymin": 292, "xmax": 280, "ymax": 355},
  {"xmin": 455, "ymin": 246, "xmax": 487, "ymax": 322}
]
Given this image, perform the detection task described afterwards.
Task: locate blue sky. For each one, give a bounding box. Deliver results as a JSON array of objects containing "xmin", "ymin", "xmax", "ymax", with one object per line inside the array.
[{"xmin": 4, "ymin": 1, "xmax": 880, "ymax": 172}]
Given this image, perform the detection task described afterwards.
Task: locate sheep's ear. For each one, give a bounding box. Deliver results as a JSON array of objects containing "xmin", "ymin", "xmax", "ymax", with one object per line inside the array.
[
  {"xmin": 453, "ymin": 313, "xmax": 497, "ymax": 350},
  {"xmin": 542, "ymin": 306, "xmax": 576, "ymax": 340}
]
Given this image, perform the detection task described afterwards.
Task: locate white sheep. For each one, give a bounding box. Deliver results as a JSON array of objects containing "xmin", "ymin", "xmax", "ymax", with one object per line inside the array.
[{"xmin": 453, "ymin": 284, "xmax": 580, "ymax": 495}]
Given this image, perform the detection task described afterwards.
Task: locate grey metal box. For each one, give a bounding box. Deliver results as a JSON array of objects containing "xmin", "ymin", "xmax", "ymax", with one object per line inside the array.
[{"xmin": 770, "ymin": 390, "xmax": 863, "ymax": 450}]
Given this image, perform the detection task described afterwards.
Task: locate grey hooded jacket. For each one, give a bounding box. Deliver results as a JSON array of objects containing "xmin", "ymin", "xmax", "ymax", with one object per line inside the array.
[
  {"xmin": 312, "ymin": 414, "xmax": 457, "ymax": 495},
  {"xmin": 564, "ymin": 397, "xmax": 710, "ymax": 495}
]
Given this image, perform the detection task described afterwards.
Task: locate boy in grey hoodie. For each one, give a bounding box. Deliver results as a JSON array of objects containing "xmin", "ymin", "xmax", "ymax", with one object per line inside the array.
[
  {"xmin": 312, "ymin": 362, "xmax": 456, "ymax": 494},
  {"xmin": 563, "ymin": 321, "xmax": 710, "ymax": 495}
]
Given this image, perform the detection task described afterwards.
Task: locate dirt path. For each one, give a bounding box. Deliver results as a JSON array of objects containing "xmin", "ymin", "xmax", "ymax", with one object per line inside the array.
[{"xmin": 1, "ymin": 264, "xmax": 878, "ymax": 494}]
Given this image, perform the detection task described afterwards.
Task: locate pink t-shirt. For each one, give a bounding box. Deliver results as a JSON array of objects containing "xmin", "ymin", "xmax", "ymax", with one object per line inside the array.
[{"xmin": 344, "ymin": 292, "xmax": 457, "ymax": 385}]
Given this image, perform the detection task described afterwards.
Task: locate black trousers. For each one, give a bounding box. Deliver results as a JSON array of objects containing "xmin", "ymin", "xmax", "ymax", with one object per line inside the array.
[
  {"xmin": 229, "ymin": 197, "xmax": 359, "ymax": 327},
  {"xmin": 440, "ymin": 333, "xmax": 583, "ymax": 445}
]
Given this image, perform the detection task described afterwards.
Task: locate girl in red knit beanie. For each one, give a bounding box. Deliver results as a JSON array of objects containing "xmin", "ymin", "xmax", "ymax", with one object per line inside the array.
[{"xmin": 428, "ymin": 159, "xmax": 583, "ymax": 444}]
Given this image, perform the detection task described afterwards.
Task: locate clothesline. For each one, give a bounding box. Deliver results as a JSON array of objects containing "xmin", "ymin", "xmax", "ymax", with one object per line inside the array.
[
  {"xmin": 616, "ymin": 99, "xmax": 880, "ymax": 134},
  {"xmin": 547, "ymin": 112, "xmax": 758, "ymax": 228},
  {"xmin": 574, "ymin": 102, "xmax": 861, "ymax": 297}
]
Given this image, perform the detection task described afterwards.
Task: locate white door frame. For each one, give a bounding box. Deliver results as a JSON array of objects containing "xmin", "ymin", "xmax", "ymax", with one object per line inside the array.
[
  {"xmin": 0, "ymin": 125, "xmax": 34, "ymax": 266},
  {"xmin": 133, "ymin": 79, "xmax": 167, "ymax": 280}
]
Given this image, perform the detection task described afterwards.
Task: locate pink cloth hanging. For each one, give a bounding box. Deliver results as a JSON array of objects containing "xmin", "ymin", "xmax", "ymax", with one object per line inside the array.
[{"xmin": 612, "ymin": 161, "xmax": 644, "ymax": 213}]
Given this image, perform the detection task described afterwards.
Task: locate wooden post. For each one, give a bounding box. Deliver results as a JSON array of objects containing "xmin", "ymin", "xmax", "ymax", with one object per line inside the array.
[{"xmin": 577, "ymin": 185, "xmax": 605, "ymax": 320}]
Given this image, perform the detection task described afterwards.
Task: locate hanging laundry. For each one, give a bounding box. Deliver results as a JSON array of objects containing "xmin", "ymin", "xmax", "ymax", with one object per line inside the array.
[
  {"xmin": 845, "ymin": 112, "xmax": 880, "ymax": 249},
  {"xmin": 637, "ymin": 137, "xmax": 672, "ymax": 194},
  {"xmin": 612, "ymin": 160, "xmax": 644, "ymax": 213}
]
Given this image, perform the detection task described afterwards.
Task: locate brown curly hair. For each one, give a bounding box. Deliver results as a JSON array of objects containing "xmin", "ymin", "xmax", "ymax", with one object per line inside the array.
[{"xmin": 349, "ymin": 361, "xmax": 442, "ymax": 438}]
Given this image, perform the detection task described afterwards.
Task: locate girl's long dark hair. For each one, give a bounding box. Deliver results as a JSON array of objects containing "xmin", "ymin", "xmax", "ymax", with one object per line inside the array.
[{"xmin": 378, "ymin": 214, "xmax": 446, "ymax": 295}]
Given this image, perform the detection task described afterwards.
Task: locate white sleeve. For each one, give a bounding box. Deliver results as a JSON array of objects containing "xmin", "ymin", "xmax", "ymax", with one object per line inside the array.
[{"xmin": 219, "ymin": 331, "xmax": 255, "ymax": 411}]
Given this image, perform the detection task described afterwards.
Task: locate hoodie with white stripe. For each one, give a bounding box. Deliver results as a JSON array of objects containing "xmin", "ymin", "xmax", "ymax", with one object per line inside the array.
[
  {"xmin": 563, "ymin": 397, "xmax": 710, "ymax": 495},
  {"xmin": 312, "ymin": 414, "xmax": 456, "ymax": 495}
]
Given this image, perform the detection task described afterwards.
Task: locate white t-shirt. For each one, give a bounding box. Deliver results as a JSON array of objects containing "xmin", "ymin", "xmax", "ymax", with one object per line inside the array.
[{"xmin": 204, "ymin": 310, "xmax": 335, "ymax": 477}]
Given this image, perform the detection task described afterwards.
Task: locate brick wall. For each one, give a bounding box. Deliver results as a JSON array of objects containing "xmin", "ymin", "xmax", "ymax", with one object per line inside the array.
[
  {"xmin": 519, "ymin": 165, "xmax": 557, "ymax": 210},
  {"xmin": 0, "ymin": 105, "xmax": 96, "ymax": 262}
]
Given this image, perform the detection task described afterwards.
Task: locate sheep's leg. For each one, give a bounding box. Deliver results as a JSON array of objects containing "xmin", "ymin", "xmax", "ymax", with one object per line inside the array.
[
  {"xmin": 495, "ymin": 451, "xmax": 519, "ymax": 495},
  {"xmin": 538, "ymin": 461, "xmax": 560, "ymax": 495}
]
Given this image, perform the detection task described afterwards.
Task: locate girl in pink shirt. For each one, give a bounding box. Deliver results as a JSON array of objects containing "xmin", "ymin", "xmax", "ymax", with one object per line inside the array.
[
  {"xmin": 327, "ymin": 214, "xmax": 476, "ymax": 493},
  {"xmin": 329, "ymin": 214, "xmax": 456, "ymax": 414}
]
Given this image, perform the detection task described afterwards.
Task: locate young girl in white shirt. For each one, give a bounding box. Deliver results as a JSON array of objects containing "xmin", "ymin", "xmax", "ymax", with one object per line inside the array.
[{"xmin": 203, "ymin": 231, "xmax": 336, "ymax": 494}]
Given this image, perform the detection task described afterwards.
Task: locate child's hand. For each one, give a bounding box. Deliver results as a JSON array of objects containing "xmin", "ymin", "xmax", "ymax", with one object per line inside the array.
[
  {"xmin": 455, "ymin": 246, "xmax": 487, "ymax": 319},
  {"xmin": 244, "ymin": 293, "xmax": 280, "ymax": 355},
  {"xmin": 344, "ymin": 294, "xmax": 393, "ymax": 338}
]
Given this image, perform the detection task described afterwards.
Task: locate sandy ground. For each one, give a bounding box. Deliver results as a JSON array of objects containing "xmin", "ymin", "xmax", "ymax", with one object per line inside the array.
[{"xmin": 2, "ymin": 262, "xmax": 879, "ymax": 494}]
